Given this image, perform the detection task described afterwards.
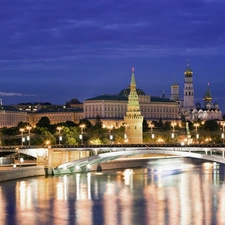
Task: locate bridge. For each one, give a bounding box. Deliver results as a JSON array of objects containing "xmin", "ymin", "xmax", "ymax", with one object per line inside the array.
[
  {"xmin": 53, "ymin": 145, "xmax": 225, "ymax": 174},
  {"xmin": 1, "ymin": 144, "xmax": 225, "ymax": 175}
]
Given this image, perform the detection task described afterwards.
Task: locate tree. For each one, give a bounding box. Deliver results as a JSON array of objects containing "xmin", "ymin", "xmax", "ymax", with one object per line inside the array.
[
  {"xmin": 36, "ymin": 117, "xmax": 55, "ymax": 134},
  {"xmin": 17, "ymin": 121, "xmax": 30, "ymax": 129},
  {"xmin": 143, "ymin": 119, "xmax": 149, "ymax": 132},
  {"xmin": 61, "ymin": 126, "xmax": 79, "ymax": 145},
  {"xmin": 94, "ymin": 115, "xmax": 102, "ymax": 129},
  {"xmin": 163, "ymin": 121, "xmax": 171, "ymax": 131},
  {"xmin": 204, "ymin": 120, "xmax": 219, "ymax": 131},
  {"xmin": 36, "ymin": 117, "xmax": 51, "ymax": 128},
  {"xmin": 79, "ymin": 119, "xmax": 92, "ymax": 129}
]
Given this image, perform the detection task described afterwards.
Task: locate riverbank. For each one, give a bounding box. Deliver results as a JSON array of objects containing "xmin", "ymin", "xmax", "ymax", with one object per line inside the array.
[{"xmin": 0, "ymin": 165, "xmax": 46, "ymax": 182}]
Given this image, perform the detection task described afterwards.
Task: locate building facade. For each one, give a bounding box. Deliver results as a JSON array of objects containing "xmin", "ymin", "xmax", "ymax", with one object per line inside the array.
[
  {"xmin": 28, "ymin": 109, "xmax": 83, "ymax": 126},
  {"xmin": 185, "ymin": 83, "xmax": 222, "ymax": 121},
  {"xmin": 0, "ymin": 105, "xmax": 27, "ymax": 128}
]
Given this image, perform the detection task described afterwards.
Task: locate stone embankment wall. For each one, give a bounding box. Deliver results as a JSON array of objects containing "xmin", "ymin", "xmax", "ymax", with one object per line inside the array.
[{"xmin": 0, "ymin": 166, "xmax": 45, "ymax": 182}]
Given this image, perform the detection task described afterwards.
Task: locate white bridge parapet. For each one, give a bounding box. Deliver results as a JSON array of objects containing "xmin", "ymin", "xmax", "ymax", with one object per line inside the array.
[{"xmin": 19, "ymin": 148, "xmax": 48, "ymax": 158}]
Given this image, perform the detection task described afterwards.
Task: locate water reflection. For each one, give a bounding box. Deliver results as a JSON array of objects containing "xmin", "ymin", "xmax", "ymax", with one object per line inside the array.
[
  {"xmin": 75, "ymin": 173, "xmax": 93, "ymax": 225},
  {"xmin": 0, "ymin": 187, "xmax": 6, "ymax": 225},
  {"xmin": 0, "ymin": 159, "xmax": 225, "ymax": 225}
]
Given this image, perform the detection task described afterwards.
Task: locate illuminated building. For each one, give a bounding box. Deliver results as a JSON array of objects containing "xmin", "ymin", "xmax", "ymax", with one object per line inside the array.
[
  {"xmin": 183, "ymin": 63, "xmax": 195, "ymax": 109},
  {"xmin": 170, "ymin": 63, "xmax": 222, "ymax": 121},
  {"xmin": 0, "ymin": 105, "xmax": 27, "ymax": 128},
  {"xmin": 28, "ymin": 108, "xmax": 83, "ymax": 126},
  {"xmin": 185, "ymin": 83, "xmax": 222, "ymax": 121},
  {"xmin": 83, "ymin": 70, "xmax": 180, "ymax": 127},
  {"xmin": 124, "ymin": 68, "xmax": 143, "ymax": 144}
]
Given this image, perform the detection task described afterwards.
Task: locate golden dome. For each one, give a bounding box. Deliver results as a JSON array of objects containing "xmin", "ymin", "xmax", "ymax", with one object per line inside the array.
[{"xmin": 184, "ymin": 64, "xmax": 193, "ymax": 77}]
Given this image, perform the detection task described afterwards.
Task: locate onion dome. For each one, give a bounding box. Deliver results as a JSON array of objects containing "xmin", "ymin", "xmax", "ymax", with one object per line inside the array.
[
  {"xmin": 184, "ymin": 63, "xmax": 193, "ymax": 77},
  {"xmin": 171, "ymin": 77, "xmax": 179, "ymax": 88},
  {"xmin": 206, "ymin": 102, "xmax": 212, "ymax": 109},
  {"xmin": 171, "ymin": 82, "xmax": 179, "ymax": 88},
  {"xmin": 196, "ymin": 102, "xmax": 201, "ymax": 109},
  {"xmin": 214, "ymin": 102, "xmax": 219, "ymax": 110},
  {"xmin": 204, "ymin": 83, "xmax": 212, "ymax": 102}
]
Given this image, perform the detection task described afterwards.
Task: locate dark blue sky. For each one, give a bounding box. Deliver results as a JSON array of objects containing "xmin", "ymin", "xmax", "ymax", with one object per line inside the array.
[{"xmin": 0, "ymin": 0, "xmax": 225, "ymax": 111}]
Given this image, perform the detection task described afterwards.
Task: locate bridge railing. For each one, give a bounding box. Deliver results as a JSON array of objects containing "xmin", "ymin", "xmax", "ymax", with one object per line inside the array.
[{"xmin": 1, "ymin": 143, "xmax": 225, "ymax": 150}]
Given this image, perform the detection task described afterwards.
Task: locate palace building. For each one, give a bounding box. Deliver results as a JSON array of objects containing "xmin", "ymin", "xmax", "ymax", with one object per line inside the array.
[{"xmin": 83, "ymin": 69, "xmax": 180, "ymax": 128}]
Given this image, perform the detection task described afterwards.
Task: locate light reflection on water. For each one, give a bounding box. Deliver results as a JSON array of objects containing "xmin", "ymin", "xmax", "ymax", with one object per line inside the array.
[{"xmin": 0, "ymin": 158, "xmax": 225, "ymax": 225}]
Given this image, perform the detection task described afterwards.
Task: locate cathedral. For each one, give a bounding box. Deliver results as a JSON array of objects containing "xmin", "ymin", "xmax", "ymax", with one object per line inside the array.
[{"xmin": 170, "ymin": 63, "xmax": 222, "ymax": 121}]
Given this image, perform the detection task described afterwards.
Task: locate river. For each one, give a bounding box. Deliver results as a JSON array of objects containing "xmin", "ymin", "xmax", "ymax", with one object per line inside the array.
[{"xmin": 0, "ymin": 158, "xmax": 225, "ymax": 225}]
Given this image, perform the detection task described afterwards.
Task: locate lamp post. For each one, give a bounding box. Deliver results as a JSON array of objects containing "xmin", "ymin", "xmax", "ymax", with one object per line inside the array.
[
  {"xmin": 221, "ymin": 122, "xmax": 225, "ymax": 144},
  {"xmin": 149, "ymin": 124, "xmax": 154, "ymax": 139},
  {"xmin": 194, "ymin": 123, "xmax": 199, "ymax": 143},
  {"xmin": 57, "ymin": 127, "xmax": 62, "ymax": 145},
  {"xmin": 45, "ymin": 140, "xmax": 50, "ymax": 148},
  {"xmin": 19, "ymin": 128, "xmax": 25, "ymax": 167},
  {"xmin": 20, "ymin": 128, "xmax": 25, "ymax": 147},
  {"xmin": 26, "ymin": 126, "xmax": 31, "ymax": 146},
  {"xmin": 79, "ymin": 124, "xmax": 86, "ymax": 145},
  {"xmin": 108, "ymin": 125, "xmax": 113, "ymax": 144},
  {"xmin": 124, "ymin": 123, "xmax": 129, "ymax": 143},
  {"xmin": 171, "ymin": 122, "xmax": 176, "ymax": 139}
]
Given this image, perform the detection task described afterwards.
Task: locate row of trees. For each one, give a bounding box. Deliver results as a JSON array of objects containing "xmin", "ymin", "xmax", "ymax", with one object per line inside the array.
[{"xmin": 0, "ymin": 116, "xmax": 224, "ymax": 146}]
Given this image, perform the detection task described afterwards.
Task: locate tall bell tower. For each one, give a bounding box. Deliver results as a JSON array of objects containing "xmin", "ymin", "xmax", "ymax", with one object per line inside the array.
[
  {"xmin": 183, "ymin": 62, "xmax": 195, "ymax": 109},
  {"xmin": 124, "ymin": 68, "xmax": 143, "ymax": 144}
]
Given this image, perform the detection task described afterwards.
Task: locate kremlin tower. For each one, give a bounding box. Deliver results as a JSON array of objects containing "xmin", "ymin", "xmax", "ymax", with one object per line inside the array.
[
  {"xmin": 124, "ymin": 68, "xmax": 143, "ymax": 144},
  {"xmin": 183, "ymin": 63, "xmax": 195, "ymax": 109}
]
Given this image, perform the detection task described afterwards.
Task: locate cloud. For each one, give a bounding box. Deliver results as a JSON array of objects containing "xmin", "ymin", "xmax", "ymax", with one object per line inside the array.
[
  {"xmin": 1, "ymin": 0, "xmax": 225, "ymax": 64},
  {"xmin": 0, "ymin": 92, "xmax": 34, "ymax": 97}
]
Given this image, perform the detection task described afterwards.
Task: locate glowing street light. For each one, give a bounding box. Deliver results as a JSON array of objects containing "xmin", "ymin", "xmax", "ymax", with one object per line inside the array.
[
  {"xmin": 194, "ymin": 123, "xmax": 199, "ymax": 142},
  {"xmin": 79, "ymin": 124, "xmax": 86, "ymax": 145},
  {"xmin": 26, "ymin": 126, "xmax": 31, "ymax": 146},
  {"xmin": 171, "ymin": 122, "xmax": 176, "ymax": 139},
  {"xmin": 45, "ymin": 140, "xmax": 50, "ymax": 147},
  {"xmin": 57, "ymin": 126, "xmax": 62, "ymax": 145},
  {"xmin": 20, "ymin": 128, "xmax": 25, "ymax": 147},
  {"xmin": 149, "ymin": 123, "xmax": 154, "ymax": 139},
  {"xmin": 220, "ymin": 122, "xmax": 225, "ymax": 144},
  {"xmin": 124, "ymin": 123, "xmax": 129, "ymax": 143},
  {"xmin": 108, "ymin": 125, "xmax": 113, "ymax": 144}
]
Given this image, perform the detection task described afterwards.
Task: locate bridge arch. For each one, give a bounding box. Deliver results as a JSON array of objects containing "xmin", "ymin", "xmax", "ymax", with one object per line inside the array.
[{"xmin": 53, "ymin": 148, "xmax": 225, "ymax": 175}]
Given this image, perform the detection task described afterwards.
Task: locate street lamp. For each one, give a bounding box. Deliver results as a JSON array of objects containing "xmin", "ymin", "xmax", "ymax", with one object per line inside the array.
[
  {"xmin": 45, "ymin": 140, "xmax": 50, "ymax": 148},
  {"xmin": 149, "ymin": 124, "xmax": 154, "ymax": 139},
  {"xmin": 108, "ymin": 125, "xmax": 113, "ymax": 144},
  {"xmin": 171, "ymin": 122, "xmax": 176, "ymax": 139},
  {"xmin": 26, "ymin": 126, "xmax": 31, "ymax": 146},
  {"xmin": 79, "ymin": 124, "xmax": 86, "ymax": 145},
  {"xmin": 20, "ymin": 128, "xmax": 25, "ymax": 147},
  {"xmin": 194, "ymin": 123, "xmax": 199, "ymax": 143},
  {"xmin": 124, "ymin": 123, "xmax": 129, "ymax": 143},
  {"xmin": 221, "ymin": 122, "xmax": 225, "ymax": 144},
  {"xmin": 57, "ymin": 127, "xmax": 62, "ymax": 145}
]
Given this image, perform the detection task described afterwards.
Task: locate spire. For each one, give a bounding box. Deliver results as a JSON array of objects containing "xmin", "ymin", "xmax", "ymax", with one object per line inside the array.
[
  {"xmin": 184, "ymin": 60, "xmax": 193, "ymax": 77},
  {"xmin": 130, "ymin": 67, "xmax": 136, "ymax": 87},
  {"xmin": 204, "ymin": 82, "xmax": 212, "ymax": 102},
  {"xmin": 162, "ymin": 89, "xmax": 166, "ymax": 99}
]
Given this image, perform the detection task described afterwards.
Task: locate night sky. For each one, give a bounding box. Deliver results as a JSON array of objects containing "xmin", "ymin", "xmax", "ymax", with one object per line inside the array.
[{"xmin": 0, "ymin": 0, "xmax": 225, "ymax": 112}]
